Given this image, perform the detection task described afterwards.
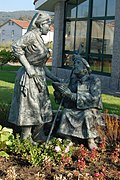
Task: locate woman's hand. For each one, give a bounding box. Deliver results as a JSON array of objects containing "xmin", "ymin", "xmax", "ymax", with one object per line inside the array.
[{"xmin": 19, "ymin": 55, "xmax": 36, "ymax": 78}]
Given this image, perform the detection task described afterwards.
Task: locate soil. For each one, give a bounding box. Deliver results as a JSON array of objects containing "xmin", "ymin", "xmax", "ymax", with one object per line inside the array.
[
  {"xmin": 0, "ymin": 155, "xmax": 48, "ymax": 180},
  {"xmin": 0, "ymin": 151, "xmax": 120, "ymax": 180}
]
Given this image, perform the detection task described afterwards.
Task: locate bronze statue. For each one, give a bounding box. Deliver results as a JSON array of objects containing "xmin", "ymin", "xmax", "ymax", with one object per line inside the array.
[
  {"xmin": 53, "ymin": 54, "xmax": 104, "ymax": 149},
  {"xmin": 8, "ymin": 11, "xmax": 61, "ymax": 144}
]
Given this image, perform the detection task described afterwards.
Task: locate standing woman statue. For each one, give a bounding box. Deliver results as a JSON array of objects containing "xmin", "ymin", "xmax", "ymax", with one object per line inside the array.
[{"xmin": 8, "ymin": 11, "xmax": 60, "ymax": 144}]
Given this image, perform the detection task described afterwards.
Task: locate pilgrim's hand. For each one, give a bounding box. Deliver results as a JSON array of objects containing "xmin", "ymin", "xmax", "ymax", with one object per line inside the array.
[
  {"xmin": 59, "ymin": 86, "xmax": 72, "ymax": 97},
  {"xmin": 59, "ymin": 86, "xmax": 76, "ymax": 101}
]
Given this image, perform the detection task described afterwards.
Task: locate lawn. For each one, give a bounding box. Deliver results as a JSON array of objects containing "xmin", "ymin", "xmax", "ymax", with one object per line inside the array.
[
  {"xmin": 102, "ymin": 94, "xmax": 120, "ymax": 116},
  {"xmin": 0, "ymin": 65, "xmax": 120, "ymax": 116},
  {"xmin": 0, "ymin": 64, "xmax": 21, "ymax": 72}
]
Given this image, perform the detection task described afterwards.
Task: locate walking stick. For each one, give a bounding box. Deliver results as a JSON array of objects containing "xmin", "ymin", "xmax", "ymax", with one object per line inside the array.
[
  {"xmin": 45, "ymin": 97, "xmax": 64, "ymax": 146},
  {"xmin": 45, "ymin": 75, "xmax": 71, "ymax": 147}
]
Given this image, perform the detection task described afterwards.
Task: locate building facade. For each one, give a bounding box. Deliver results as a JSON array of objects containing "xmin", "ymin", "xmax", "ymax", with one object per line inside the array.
[
  {"xmin": 0, "ymin": 19, "xmax": 30, "ymax": 44},
  {"xmin": 0, "ymin": 18, "xmax": 54, "ymax": 49},
  {"xmin": 35, "ymin": 0, "xmax": 120, "ymax": 95}
]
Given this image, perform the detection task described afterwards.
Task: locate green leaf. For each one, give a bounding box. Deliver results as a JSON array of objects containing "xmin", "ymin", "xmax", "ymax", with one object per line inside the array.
[
  {"xmin": 0, "ymin": 134, "xmax": 9, "ymax": 142},
  {"xmin": 2, "ymin": 127, "xmax": 13, "ymax": 134},
  {"xmin": 0, "ymin": 125, "xmax": 2, "ymax": 131},
  {"xmin": 0, "ymin": 151, "xmax": 9, "ymax": 158},
  {"xmin": 6, "ymin": 140, "xmax": 13, "ymax": 146}
]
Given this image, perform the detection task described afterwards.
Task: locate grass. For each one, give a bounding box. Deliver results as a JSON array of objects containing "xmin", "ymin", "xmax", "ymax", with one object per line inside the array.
[
  {"xmin": 0, "ymin": 65, "xmax": 21, "ymax": 71},
  {"xmin": 0, "ymin": 80, "xmax": 14, "ymax": 104},
  {"xmin": 0, "ymin": 71, "xmax": 16, "ymax": 83},
  {"xmin": 0, "ymin": 65, "xmax": 120, "ymax": 116},
  {"xmin": 102, "ymin": 94, "xmax": 120, "ymax": 115}
]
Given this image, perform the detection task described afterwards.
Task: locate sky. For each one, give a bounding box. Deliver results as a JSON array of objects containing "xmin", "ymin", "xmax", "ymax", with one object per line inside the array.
[{"xmin": 0, "ymin": 0, "xmax": 35, "ymax": 12}]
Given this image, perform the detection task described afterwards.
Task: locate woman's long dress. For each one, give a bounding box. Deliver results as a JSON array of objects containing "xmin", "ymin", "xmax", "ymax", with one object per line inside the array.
[{"xmin": 8, "ymin": 29, "xmax": 52, "ymax": 126}]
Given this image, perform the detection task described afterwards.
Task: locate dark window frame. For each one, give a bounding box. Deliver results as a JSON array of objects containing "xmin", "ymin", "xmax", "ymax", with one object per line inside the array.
[{"xmin": 63, "ymin": 0, "xmax": 115, "ymax": 75}]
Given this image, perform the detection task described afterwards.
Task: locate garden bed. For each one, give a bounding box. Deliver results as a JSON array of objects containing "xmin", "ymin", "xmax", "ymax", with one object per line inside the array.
[
  {"xmin": 0, "ymin": 112, "xmax": 120, "ymax": 179},
  {"xmin": 0, "ymin": 142, "xmax": 120, "ymax": 180}
]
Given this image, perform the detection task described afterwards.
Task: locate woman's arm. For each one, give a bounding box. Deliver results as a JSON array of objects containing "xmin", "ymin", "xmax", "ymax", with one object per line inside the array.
[
  {"xmin": 44, "ymin": 65, "xmax": 64, "ymax": 82},
  {"xmin": 12, "ymin": 32, "xmax": 36, "ymax": 77}
]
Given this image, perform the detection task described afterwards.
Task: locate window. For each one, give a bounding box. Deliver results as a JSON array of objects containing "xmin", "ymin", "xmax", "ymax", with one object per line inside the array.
[
  {"xmin": 92, "ymin": 0, "xmax": 106, "ymax": 17},
  {"xmin": 90, "ymin": 20, "xmax": 104, "ymax": 54},
  {"xmin": 107, "ymin": 0, "xmax": 116, "ymax": 16},
  {"xmin": 11, "ymin": 30, "xmax": 14, "ymax": 37},
  {"xmin": 65, "ymin": 21, "xmax": 75, "ymax": 51},
  {"xmin": 77, "ymin": 0, "xmax": 89, "ymax": 18},
  {"xmin": 2, "ymin": 30, "xmax": 5, "ymax": 35},
  {"xmin": 66, "ymin": 0, "xmax": 77, "ymax": 18},
  {"xmin": 90, "ymin": 0, "xmax": 115, "ymax": 74},
  {"xmin": 64, "ymin": 0, "xmax": 116, "ymax": 75},
  {"xmin": 64, "ymin": 0, "xmax": 89, "ymax": 66},
  {"xmin": 104, "ymin": 20, "xmax": 114, "ymax": 55},
  {"xmin": 75, "ymin": 21, "xmax": 87, "ymax": 53}
]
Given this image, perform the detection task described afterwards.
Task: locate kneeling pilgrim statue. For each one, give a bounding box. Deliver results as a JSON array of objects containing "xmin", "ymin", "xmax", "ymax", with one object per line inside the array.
[{"xmin": 53, "ymin": 54, "xmax": 104, "ymax": 150}]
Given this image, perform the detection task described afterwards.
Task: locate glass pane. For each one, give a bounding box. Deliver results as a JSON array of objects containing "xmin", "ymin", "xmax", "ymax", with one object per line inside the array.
[
  {"xmin": 92, "ymin": 0, "xmax": 106, "ymax": 17},
  {"xmin": 77, "ymin": 0, "xmax": 89, "ymax": 18},
  {"xmin": 104, "ymin": 20, "xmax": 115, "ymax": 54},
  {"xmin": 103, "ymin": 58, "xmax": 112, "ymax": 73},
  {"xmin": 75, "ymin": 21, "xmax": 87, "ymax": 54},
  {"xmin": 90, "ymin": 20, "xmax": 104, "ymax": 54},
  {"xmin": 63, "ymin": 53, "xmax": 74, "ymax": 66},
  {"xmin": 66, "ymin": 0, "xmax": 77, "ymax": 18},
  {"xmin": 107, "ymin": 0, "xmax": 116, "ymax": 16},
  {"xmin": 89, "ymin": 56, "xmax": 102, "ymax": 72},
  {"xmin": 65, "ymin": 21, "xmax": 75, "ymax": 51}
]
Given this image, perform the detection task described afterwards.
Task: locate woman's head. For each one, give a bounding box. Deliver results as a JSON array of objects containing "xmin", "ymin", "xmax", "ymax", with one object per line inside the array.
[{"xmin": 27, "ymin": 11, "xmax": 51, "ymax": 34}]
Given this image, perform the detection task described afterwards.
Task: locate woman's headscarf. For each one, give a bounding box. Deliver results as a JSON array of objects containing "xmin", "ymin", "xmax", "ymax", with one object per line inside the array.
[{"xmin": 27, "ymin": 11, "xmax": 51, "ymax": 31}]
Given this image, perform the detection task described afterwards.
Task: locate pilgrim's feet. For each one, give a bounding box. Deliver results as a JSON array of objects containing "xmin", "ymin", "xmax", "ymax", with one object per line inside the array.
[{"xmin": 88, "ymin": 138, "xmax": 98, "ymax": 150}]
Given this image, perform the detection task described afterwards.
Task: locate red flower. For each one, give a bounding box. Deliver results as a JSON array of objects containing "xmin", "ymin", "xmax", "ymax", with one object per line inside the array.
[
  {"xmin": 77, "ymin": 159, "xmax": 86, "ymax": 171},
  {"xmin": 94, "ymin": 172, "xmax": 105, "ymax": 180}
]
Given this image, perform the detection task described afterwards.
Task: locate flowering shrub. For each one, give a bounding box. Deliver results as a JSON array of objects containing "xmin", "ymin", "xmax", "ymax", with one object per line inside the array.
[
  {"xmin": 6, "ymin": 135, "xmax": 119, "ymax": 179},
  {"xmin": 0, "ymin": 111, "xmax": 120, "ymax": 179},
  {"xmin": 102, "ymin": 111, "xmax": 120, "ymax": 145},
  {"xmin": 0, "ymin": 125, "xmax": 14, "ymax": 158}
]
